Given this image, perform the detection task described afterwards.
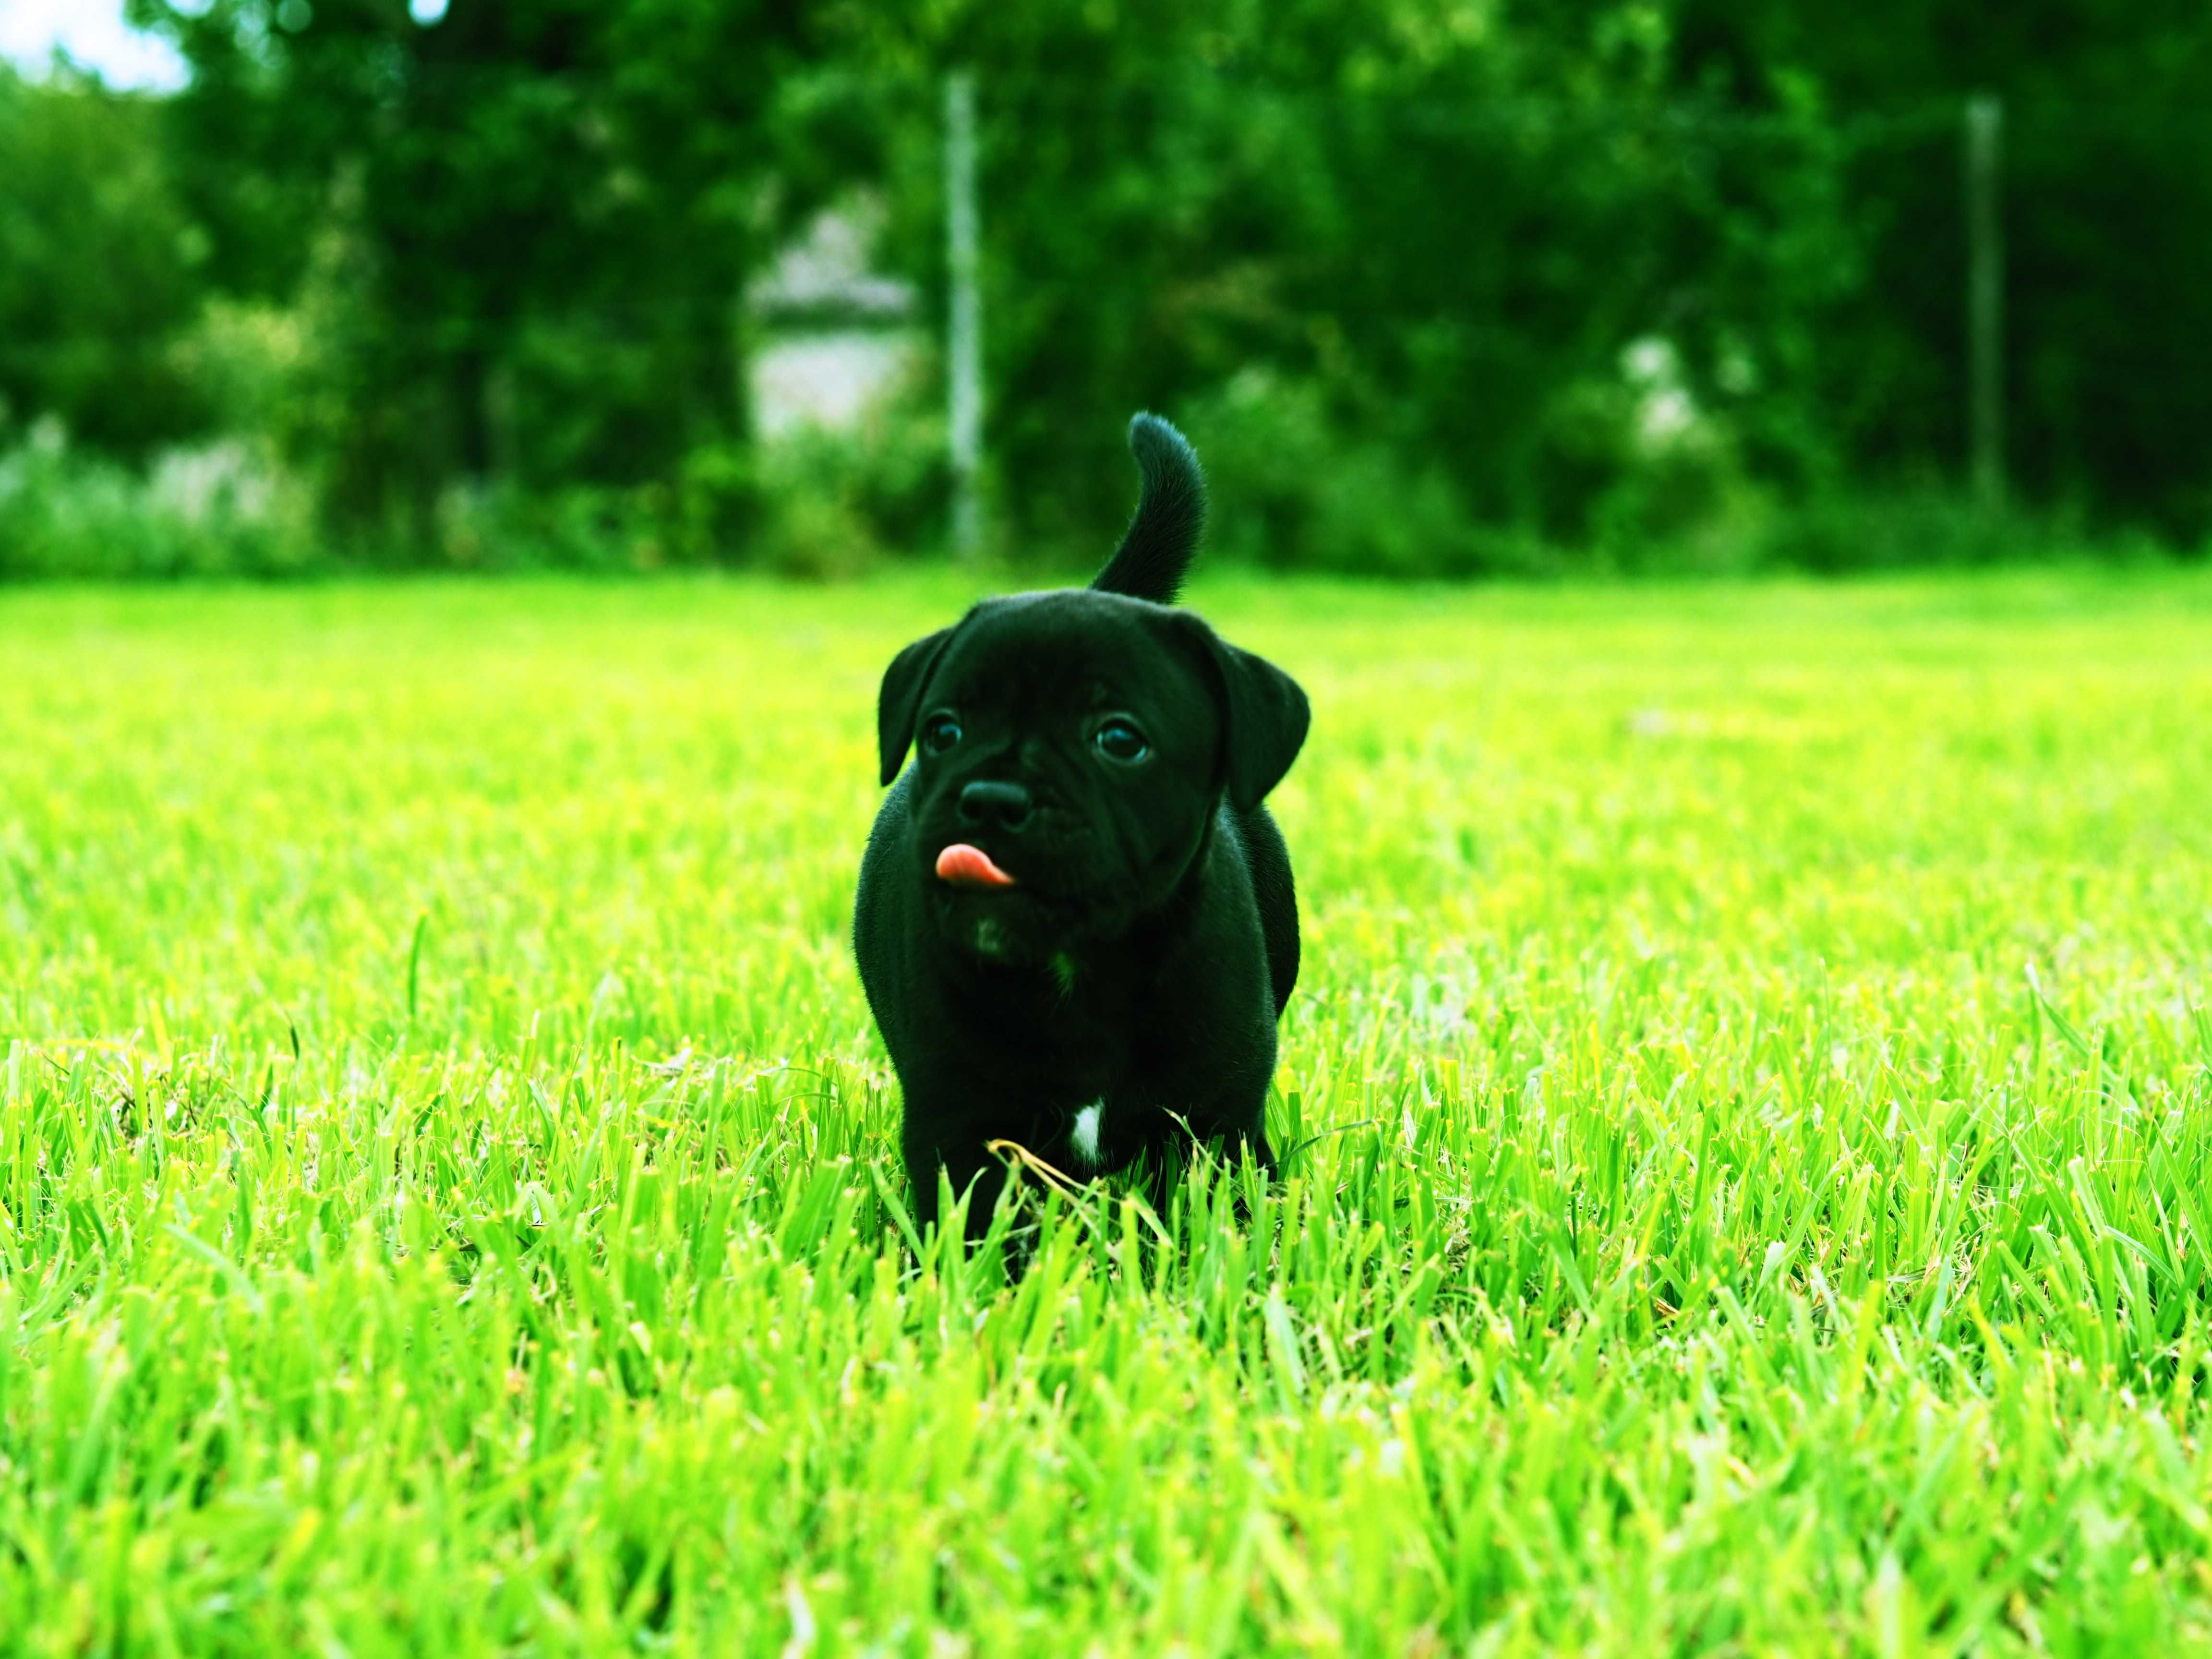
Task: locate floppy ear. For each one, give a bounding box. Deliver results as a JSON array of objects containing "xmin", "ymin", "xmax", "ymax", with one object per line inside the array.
[
  {"xmin": 1203, "ymin": 635, "xmax": 1310, "ymax": 812},
  {"xmin": 876, "ymin": 628, "xmax": 953, "ymax": 786}
]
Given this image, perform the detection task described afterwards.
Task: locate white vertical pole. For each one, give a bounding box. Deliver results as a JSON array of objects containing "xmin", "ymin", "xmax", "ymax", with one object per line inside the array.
[
  {"xmin": 945, "ymin": 69, "xmax": 984, "ymax": 558},
  {"xmin": 1964, "ymin": 94, "xmax": 2004, "ymax": 509}
]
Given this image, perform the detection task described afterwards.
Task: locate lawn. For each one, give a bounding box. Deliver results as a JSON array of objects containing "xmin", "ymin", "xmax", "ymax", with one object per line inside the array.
[{"xmin": 4, "ymin": 567, "xmax": 2212, "ymax": 1655}]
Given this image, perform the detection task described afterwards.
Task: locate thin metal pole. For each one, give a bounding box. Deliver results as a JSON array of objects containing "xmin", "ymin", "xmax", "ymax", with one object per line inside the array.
[
  {"xmin": 945, "ymin": 69, "xmax": 984, "ymax": 558},
  {"xmin": 1964, "ymin": 94, "xmax": 2004, "ymax": 509}
]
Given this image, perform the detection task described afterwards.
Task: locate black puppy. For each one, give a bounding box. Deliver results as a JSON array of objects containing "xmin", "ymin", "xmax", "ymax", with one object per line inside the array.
[{"xmin": 854, "ymin": 413, "xmax": 1309, "ymax": 1238}]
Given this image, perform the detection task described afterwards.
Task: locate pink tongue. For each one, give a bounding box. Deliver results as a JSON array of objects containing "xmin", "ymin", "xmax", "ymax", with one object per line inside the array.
[{"xmin": 936, "ymin": 843, "xmax": 1017, "ymax": 889}]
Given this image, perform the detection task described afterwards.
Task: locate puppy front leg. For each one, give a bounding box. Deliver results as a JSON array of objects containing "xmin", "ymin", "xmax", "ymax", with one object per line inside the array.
[
  {"xmin": 1228, "ymin": 1115, "xmax": 1279, "ymax": 1180},
  {"xmin": 902, "ymin": 1118, "xmax": 1006, "ymax": 1246},
  {"xmin": 1165, "ymin": 1095, "xmax": 1279, "ymax": 1228}
]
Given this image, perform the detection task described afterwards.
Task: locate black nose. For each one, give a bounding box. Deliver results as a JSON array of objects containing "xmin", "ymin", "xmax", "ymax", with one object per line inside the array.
[{"xmin": 958, "ymin": 780, "xmax": 1034, "ymax": 832}]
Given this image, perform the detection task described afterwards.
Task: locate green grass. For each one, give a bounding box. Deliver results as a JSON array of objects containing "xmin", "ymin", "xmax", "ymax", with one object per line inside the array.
[{"xmin": 4, "ymin": 567, "xmax": 2212, "ymax": 1656}]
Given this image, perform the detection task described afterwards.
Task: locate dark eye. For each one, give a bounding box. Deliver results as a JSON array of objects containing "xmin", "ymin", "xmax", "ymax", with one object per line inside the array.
[
  {"xmin": 1095, "ymin": 719, "xmax": 1150, "ymax": 763},
  {"xmin": 921, "ymin": 714, "xmax": 962, "ymax": 755}
]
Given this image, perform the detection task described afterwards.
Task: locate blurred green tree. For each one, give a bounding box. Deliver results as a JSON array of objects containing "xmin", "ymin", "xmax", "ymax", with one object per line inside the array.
[
  {"xmin": 133, "ymin": 0, "xmax": 860, "ymax": 542},
  {"xmin": 1673, "ymin": 0, "xmax": 2212, "ymax": 540},
  {"xmin": 0, "ymin": 65, "xmax": 212, "ymax": 456},
  {"xmin": 846, "ymin": 0, "xmax": 1860, "ymax": 564},
  {"xmin": 14, "ymin": 0, "xmax": 2195, "ymax": 568}
]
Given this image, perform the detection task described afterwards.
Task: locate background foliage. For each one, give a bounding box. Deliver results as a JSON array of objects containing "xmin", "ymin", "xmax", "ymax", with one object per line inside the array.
[{"xmin": 2, "ymin": 0, "xmax": 2208, "ymax": 576}]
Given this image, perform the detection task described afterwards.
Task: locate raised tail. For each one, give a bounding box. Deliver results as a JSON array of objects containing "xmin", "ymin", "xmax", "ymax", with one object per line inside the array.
[{"xmin": 1091, "ymin": 412, "xmax": 1203, "ymax": 604}]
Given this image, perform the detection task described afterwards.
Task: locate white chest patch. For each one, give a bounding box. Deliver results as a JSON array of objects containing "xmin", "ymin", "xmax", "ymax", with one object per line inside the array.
[{"xmin": 1069, "ymin": 1102, "xmax": 1104, "ymax": 1172}]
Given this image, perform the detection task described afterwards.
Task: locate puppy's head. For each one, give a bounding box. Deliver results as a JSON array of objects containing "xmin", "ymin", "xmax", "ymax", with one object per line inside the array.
[{"xmin": 875, "ymin": 590, "xmax": 1307, "ymax": 967}]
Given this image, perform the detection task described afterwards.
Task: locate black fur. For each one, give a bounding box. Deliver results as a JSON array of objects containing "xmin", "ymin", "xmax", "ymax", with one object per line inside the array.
[
  {"xmin": 1091, "ymin": 412, "xmax": 1205, "ymax": 604},
  {"xmin": 854, "ymin": 414, "xmax": 1309, "ymax": 1239}
]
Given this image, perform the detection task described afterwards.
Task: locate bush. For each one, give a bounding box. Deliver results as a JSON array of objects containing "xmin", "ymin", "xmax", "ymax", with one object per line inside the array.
[
  {"xmin": 1185, "ymin": 371, "xmax": 1550, "ymax": 579},
  {"xmin": 667, "ymin": 403, "xmax": 951, "ymax": 580},
  {"xmin": 393, "ymin": 401, "xmax": 953, "ymax": 578},
  {"xmin": 1185, "ymin": 363, "xmax": 1781, "ymax": 580},
  {"xmin": 0, "ymin": 420, "xmax": 318, "ymax": 580},
  {"xmin": 414, "ymin": 481, "xmax": 664, "ymax": 575},
  {"xmin": 1752, "ymin": 487, "xmax": 2080, "ymax": 574}
]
